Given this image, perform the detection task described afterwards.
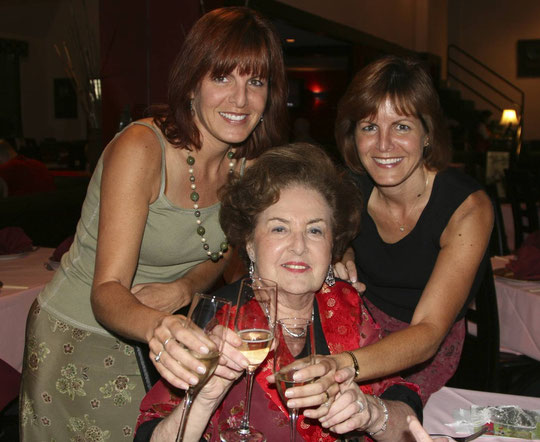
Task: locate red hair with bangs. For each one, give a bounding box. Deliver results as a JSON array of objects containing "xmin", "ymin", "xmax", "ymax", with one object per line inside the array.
[
  {"xmin": 335, "ymin": 55, "xmax": 451, "ymax": 173},
  {"xmin": 153, "ymin": 7, "xmax": 288, "ymax": 159}
]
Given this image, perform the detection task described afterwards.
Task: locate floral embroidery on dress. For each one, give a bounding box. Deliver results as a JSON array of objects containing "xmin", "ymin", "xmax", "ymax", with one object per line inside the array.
[
  {"xmin": 56, "ymin": 363, "xmax": 87, "ymax": 400},
  {"xmin": 67, "ymin": 414, "xmax": 111, "ymax": 441},
  {"xmin": 41, "ymin": 392, "xmax": 52, "ymax": 403},
  {"xmin": 123, "ymin": 345, "xmax": 134, "ymax": 356},
  {"xmin": 122, "ymin": 425, "xmax": 133, "ymax": 437},
  {"xmin": 40, "ymin": 416, "xmax": 51, "ymax": 426},
  {"xmin": 90, "ymin": 398, "xmax": 100, "ymax": 409},
  {"xmin": 64, "ymin": 342, "xmax": 74, "ymax": 354},
  {"xmin": 20, "ymin": 391, "xmax": 38, "ymax": 427},
  {"xmin": 26, "ymin": 335, "xmax": 50, "ymax": 371},
  {"xmin": 99, "ymin": 375, "xmax": 136, "ymax": 407},
  {"xmin": 103, "ymin": 355, "xmax": 114, "ymax": 368},
  {"xmin": 49, "ymin": 315, "xmax": 70, "ymax": 333},
  {"xmin": 72, "ymin": 328, "xmax": 90, "ymax": 342}
]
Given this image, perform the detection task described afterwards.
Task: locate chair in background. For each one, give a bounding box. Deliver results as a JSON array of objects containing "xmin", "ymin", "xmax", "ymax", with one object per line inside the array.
[
  {"xmin": 504, "ymin": 168, "xmax": 540, "ymax": 250},
  {"xmin": 486, "ymin": 183, "xmax": 510, "ymax": 256},
  {"xmin": 0, "ymin": 359, "xmax": 21, "ymax": 441},
  {"xmin": 134, "ymin": 343, "xmax": 161, "ymax": 393},
  {"xmin": 447, "ymin": 259, "xmax": 500, "ymax": 392}
]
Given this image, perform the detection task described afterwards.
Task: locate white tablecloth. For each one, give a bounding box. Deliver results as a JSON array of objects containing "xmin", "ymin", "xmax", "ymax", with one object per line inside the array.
[
  {"xmin": 491, "ymin": 256, "xmax": 540, "ymax": 361},
  {"xmin": 425, "ymin": 386, "xmax": 540, "ymax": 441},
  {"xmin": 0, "ymin": 247, "xmax": 55, "ymax": 371}
]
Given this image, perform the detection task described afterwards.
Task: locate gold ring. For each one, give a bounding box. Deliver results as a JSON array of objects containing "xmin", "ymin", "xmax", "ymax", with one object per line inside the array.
[
  {"xmin": 323, "ymin": 391, "xmax": 330, "ymax": 402},
  {"xmin": 154, "ymin": 350, "xmax": 163, "ymax": 363}
]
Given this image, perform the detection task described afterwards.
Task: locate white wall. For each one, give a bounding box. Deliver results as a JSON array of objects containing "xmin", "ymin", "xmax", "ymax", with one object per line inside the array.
[
  {"xmin": 448, "ymin": 0, "xmax": 540, "ymax": 140},
  {"xmin": 0, "ymin": 0, "xmax": 99, "ymax": 142}
]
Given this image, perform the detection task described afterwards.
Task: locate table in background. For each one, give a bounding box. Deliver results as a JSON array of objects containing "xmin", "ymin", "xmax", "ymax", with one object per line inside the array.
[
  {"xmin": 495, "ymin": 276, "xmax": 540, "ymax": 360},
  {"xmin": 425, "ymin": 386, "xmax": 540, "ymax": 441},
  {"xmin": 491, "ymin": 256, "xmax": 540, "ymax": 361},
  {"xmin": 0, "ymin": 247, "xmax": 55, "ymax": 372}
]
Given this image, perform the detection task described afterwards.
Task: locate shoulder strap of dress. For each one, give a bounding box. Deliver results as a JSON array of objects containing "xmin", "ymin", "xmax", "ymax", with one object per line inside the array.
[{"xmin": 131, "ymin": 121, "xmax": 167, "ymax": 196}]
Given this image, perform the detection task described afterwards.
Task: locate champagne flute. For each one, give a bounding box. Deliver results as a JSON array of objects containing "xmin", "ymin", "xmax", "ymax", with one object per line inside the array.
[
  {"xmin": 273, "ymin": 318, "xmax": 315, "ymax": 442},
  {"xmin": 220, "ymin": 277, "xmax": 277, "ymax": 442},
  {"xmin": 175, "ymin": 293, "xmax": 232, "ymax": 442}
]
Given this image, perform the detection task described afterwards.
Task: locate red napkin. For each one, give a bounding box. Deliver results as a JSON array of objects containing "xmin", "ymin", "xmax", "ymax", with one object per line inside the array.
[
  {"xmin": 0, "ymin": 226, "xmax": 33, "ymax": 255},
  {"xmin": 51, "ymin": 235, "xmax": 74, "ymax": 262},
  {"xmin": 506, "ymin": 230, "xmax": 540, "ymax": 280}
]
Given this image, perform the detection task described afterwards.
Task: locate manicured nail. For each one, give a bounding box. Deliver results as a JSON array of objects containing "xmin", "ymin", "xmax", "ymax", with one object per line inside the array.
[
  {"xmin": 189, "ymin": 376, "xmax": 199, "ymax": 385},
  {"xmin": 197, "ymin": 365, "xmax": 206, "ymax": 374},
  {"xmin": 285, "ymin": 390, "xmax": 293, "ymax": 398},
  {"xmin": 287, "ymin": 400, "xmax": 296, "ymax": 408},
  {"xmin": 199, "ymin": 346, "xmax": 209, "ymax": 354}
]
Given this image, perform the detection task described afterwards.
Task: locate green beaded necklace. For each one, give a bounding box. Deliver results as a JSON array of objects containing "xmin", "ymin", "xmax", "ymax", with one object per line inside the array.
[{"xmin": 187, "ymin": 150, "xmax": 235, "ymax": 262}]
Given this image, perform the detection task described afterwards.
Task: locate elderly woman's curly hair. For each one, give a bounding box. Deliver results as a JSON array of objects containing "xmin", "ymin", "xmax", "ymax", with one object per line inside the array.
[{"xmin": 219, "ymin": 143, "xmax": 362, "ymax": 263}]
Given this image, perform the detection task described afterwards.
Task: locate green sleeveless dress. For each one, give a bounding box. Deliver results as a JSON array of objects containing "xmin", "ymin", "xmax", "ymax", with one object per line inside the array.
[{"xmin": 20, "ymin": 121, "xmax": 231, "ymax": 441}]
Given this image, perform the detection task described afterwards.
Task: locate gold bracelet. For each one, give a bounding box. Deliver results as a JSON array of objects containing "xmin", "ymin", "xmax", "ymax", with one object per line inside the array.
[
  {"xmin": 367, "ymin": 395, "xmax": 389, "ymax": 437},
  {"xmin": 344, "ymin": 350, "xmax": 359, "ymax": 378}
]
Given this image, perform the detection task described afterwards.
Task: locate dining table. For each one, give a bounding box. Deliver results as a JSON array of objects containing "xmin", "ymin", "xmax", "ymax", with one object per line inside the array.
[
  {"xmin": 424, "ymin": 386, "xmax": 540, "ymax": 441},
  {"xmin": 0, "ymin": 247, "xmax": 56, "ymax": 372},
  {"xmin": 491, "ymin": 256, "xmax": 540, "ymax": 361}
]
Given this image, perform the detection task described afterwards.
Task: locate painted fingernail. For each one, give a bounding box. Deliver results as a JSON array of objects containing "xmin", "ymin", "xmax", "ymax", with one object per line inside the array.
[
  {"xmin": 285, "ymin": 390, "xmax": 293, "ymax": 398},
  {"xmin": 287, "ymin": 400, "xmax": 296, "ymax": 408},
  {"xmin": 189, "ymin": 376, "xmax": 199, "ymax": 385},
  {"xmin": 199, "ymin": 346, "xmax": 209, "ymax": 354},
  {"xmin": 197, "ymin": 365, "xmax": 206, "ymax": 374}
]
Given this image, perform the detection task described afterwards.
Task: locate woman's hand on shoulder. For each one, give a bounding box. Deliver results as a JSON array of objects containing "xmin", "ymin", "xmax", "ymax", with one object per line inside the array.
[
  {"xmin": 132, "ymin": 279, "xmax": 193, "ymax": 313},
  {"xmin": 333, "ymin": 247, "xmax": 366, "ymax": 293}
]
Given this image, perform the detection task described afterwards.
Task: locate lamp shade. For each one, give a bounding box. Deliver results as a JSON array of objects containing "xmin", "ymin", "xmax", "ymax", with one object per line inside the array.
[{"xmin": 500, "ymin": 109, "xmax": 518, "ymax": 126}]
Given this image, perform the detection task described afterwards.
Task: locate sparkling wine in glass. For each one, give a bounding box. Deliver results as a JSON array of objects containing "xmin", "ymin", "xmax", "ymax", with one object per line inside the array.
[
  {"xmin": 175, "ymin": 293, "xmax": 232, "ymax": 442},
  {"xmin": 220, "ymin": 277, "xmax": 277, "ymax": 442},
  {"xmin": 273, "ymin": 318, "xmax": 315, "ymax": 442}
]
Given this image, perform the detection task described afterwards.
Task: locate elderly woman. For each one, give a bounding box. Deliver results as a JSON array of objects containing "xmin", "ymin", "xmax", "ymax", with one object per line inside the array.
[
  {"xmin": 332, "ymin": 55, "xmax": 493, "ymax": 403},
  {"xmin": 135, "ymin": 144, "xmax": 422, "ymax": 441},
  {"xmin": 20, "ymin": 7, "xmax": 287, "ymax": 440}
]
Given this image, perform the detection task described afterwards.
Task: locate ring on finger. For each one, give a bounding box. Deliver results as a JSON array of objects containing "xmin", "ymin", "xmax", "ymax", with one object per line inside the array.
[
  {"xmin": 163, "ymin": 337, "xmax": 173, "ymax": 349},
  {"xmin": 154, "ymin": 350, "xmax": 163, "ymax": 363},
  {"xmin": 322, "ymin": 391, "xmax": 330, "ymax": 403},
  {"xmin": 355, "ymin": 399, "xmax": 365, "ymax": 412}
]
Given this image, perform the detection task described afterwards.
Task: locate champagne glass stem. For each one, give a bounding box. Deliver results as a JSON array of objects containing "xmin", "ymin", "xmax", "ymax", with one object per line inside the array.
[
  {"xmin": 175, "ymin": 389, "xmax": 194, "ymax": 442},
  {"xmin": 289, "ymin": 408, "xmax": 298, "ymax": 442},
  {"xmin": 239, "ymin": 369, "xmax": 256, "ymax": 435}
]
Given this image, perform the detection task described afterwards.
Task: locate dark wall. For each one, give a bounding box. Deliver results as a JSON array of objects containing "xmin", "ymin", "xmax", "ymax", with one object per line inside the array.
[{"xmin": 99, "ymin": 0, "xmax": 204, "ymax": 147}]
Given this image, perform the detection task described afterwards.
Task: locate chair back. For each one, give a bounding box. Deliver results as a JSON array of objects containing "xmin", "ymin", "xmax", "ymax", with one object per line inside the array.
[
  {"xmin": 448, "ymin": 259, "xmax": 500, "ymax": 391},
  {"xmin": 504, "ymin": 168, "xmax": 540, "ymax": 250},
  {"xmin": 133, "ymin": 343, "xmax": 161, "ymax": 393},
  {"xmin": 486, "ymin": 183, "xmax": 510, "ymax": 256}
]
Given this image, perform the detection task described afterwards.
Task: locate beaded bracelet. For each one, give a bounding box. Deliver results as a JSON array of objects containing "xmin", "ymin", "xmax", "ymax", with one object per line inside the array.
[
  {"xmin": 367, "ymin": 395, "xmax": 389, "ymax": 437},
  {"xmin": 344, "ymin": 350, "xmax": 359, "ymax": 378}
]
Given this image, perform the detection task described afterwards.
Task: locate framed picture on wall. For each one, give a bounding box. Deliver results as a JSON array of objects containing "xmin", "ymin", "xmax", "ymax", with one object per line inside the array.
[
  {"xmin": 517, "ymin": 39, "xmax": 540, "ymax": 77},
  {"xmin": 54, "ymin": 78, "xmax": 77, "ymax": 118}
]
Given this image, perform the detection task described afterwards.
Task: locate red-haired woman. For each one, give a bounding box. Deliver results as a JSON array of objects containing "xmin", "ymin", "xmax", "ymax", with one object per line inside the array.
[{"xmin": 20, "ymin": 7, "xmax": 288, "ymax": 440}]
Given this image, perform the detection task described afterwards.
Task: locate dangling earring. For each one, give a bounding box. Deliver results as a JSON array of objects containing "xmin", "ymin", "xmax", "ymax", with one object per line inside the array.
[
  {"xmin": 249, "ymin": 260, "xmax": 255, "ymax": 280},
  {"xmin": 325, "ymin": 265, "xmax": 335, "ymax": 287}
]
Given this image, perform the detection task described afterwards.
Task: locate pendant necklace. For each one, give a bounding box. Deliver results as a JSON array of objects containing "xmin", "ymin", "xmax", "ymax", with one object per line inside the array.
[
  {"xmin": 383, "ymin": 173, "xmax": 429, "ymax": 233},
  {"xmin": 187, "ymin": 149, "xmax": 235, "ymax": 262}
]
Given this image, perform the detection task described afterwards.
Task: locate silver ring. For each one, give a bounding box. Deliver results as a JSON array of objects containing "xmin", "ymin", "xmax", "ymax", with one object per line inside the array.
[
  {"xmin": 154, "ymin": 350, "xmax": 163, "ymax": 363},
  {"xmin": 323, "ymin": 400, "xmax": 331, "ymax": 408},
  {"xmin": 356, "ymin": 399, "xmax": 365, "ymax": 412},
  {"xmin": 163, "ymin": 337, "xmax": 172, "ymax": 349}
]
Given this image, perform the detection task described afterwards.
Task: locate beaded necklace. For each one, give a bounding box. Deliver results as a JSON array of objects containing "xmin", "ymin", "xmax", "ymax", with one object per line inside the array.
[{"xmin": 187, "ymin": 150, "xmax": 235, "ymax": 262}]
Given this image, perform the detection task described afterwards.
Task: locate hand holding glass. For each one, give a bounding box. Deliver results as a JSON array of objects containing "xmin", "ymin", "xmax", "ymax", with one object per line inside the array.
[
  {"xmin": 175, "ymin": 293, "xmax": 231, "ymax": 442},
  {"xmin": 274, "ymin": 318, "xmax": 315, "ymax": 442},
  {"xmin": 220, "ymin": 277, "xmax": 277, "ymax": 442}
]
